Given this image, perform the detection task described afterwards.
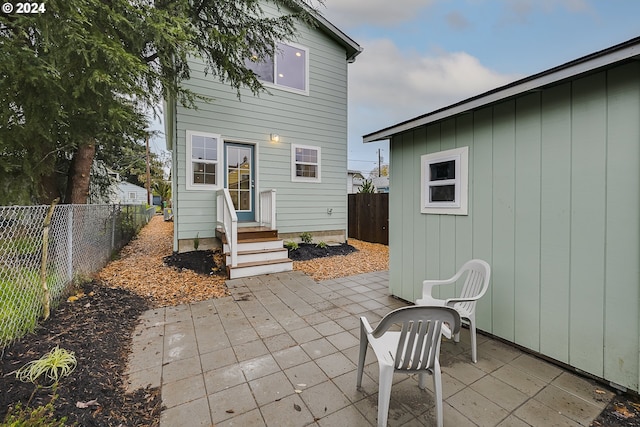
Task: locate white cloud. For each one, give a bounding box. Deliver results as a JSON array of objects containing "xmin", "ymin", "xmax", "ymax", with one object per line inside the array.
[
  {"xmin": 349, "ymin": 39, "xmax": 521, "ymax": 130},
  {"xmin": 317, "ymin": 0, "xmax": 436, "ymax": 28}
]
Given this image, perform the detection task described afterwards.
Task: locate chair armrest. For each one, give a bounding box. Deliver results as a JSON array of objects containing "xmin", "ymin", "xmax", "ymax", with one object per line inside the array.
[
  {"xmin": 360, "ymin": 316, "xmax": 374, "ymax": 335},
  {"xmin": 421, "ymin": 276, "xmax": 458, "ymax": 299},
  {"xmin": 444, "ymin": 296, "xmax": 480, "ymax": 307}
]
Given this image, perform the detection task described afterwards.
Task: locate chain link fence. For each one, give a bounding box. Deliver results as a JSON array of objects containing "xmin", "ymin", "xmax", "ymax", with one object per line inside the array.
[{"xmin": 0, "ymin": 204, "xmax": 155, "ymax": 348}]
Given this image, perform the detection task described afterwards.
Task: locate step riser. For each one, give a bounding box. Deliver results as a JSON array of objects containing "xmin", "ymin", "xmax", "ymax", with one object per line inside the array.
[
  {"xmin": 237, "ymin": 231, "xmax": 278, "ymax": 241},
  {"xmin": 229, "ymin": 262, "xmax": 293, "ymax": 279},
  {"xmin": 224, "ymin": 240, "xmax": 284, "ymax": 253},
  {"xmin": 226, "ymin": 250, "xmax": 289, "ymax": 265}
]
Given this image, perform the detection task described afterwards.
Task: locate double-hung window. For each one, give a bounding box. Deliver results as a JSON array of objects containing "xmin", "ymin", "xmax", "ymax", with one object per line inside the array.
[
  {"xmin": 246, "ymin": 42, "xmax": 309, "ymax": 94},
  {"xmin": 420, "ymin": 146, "xmax": 468, "ymax": 215},
  {"xmin": 291, "ymin": 144, "xmax": 321, "ymax": 182},
  {"xmin": 186, "ymin": 130, "xmax": 222, "ymax": 190}
]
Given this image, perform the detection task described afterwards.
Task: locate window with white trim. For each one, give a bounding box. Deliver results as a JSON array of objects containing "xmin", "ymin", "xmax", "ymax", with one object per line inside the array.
[
  {"xmin": 421, "ymin": 147, "xmax": 468, "ymax": 215},
  {"xmin": 245, "ymin": 42, "xmax": 309, "ymax": 94},
  {"xmin": 186, "ymin": 130, "xmax": 223, "ymax": 190},
  {"xmin": 291, "ymin": 144, "xmax": 321, "ymax": 183}
]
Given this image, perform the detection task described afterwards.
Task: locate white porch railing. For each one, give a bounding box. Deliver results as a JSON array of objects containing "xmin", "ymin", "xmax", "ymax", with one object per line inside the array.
[
  {"xmin": 216, "ymin": 189, "xmax": 238, "ymax": 268},
  {"xmin": 259, "ymin": 189, "xmax": 276, "ymax": 229}
]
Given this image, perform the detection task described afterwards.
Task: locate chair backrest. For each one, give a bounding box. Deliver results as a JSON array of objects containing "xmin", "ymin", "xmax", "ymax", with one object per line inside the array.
[
  {"xmin": 456, "ymin": 259, "xmax": 491, "ymax": 314},
  {"xmin": 371, "ymin": 306, "xmax": 461, "ymax": 372}
]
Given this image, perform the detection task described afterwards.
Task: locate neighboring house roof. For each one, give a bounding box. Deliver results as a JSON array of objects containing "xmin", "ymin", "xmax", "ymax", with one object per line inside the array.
[
  {"xmin": 348, "ymin": 169, "xmax": 365, "ymax": 179},
  {"xmin": 364, "ymin": 36, "xmax": 640, "ymax": 142}
]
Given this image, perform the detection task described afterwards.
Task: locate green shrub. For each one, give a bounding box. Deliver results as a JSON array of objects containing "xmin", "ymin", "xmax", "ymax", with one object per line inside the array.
[
  {"xmin": 284, "ymin": 241, "xmax": 299, "ymax": 251},
  {"xmin": 2, "ymin": 400, "xmax": 68, "ymax": 426},
  {"xmin": 193, "ymin": 233, "xmax": 200, "ymax": 251},
  {"xmin": 299, "ymin": 232, "xmax": 313, "ymax": 244}
]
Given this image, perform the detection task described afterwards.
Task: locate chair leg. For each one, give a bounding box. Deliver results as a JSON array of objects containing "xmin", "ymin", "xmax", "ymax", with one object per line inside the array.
[
  {"xmin": 418, "ymin": 372, "xmax": 427, "ymax": 390},
  {"xmin": 356, "ymin": 322, "xmax": 368, "ymax": 389},
  {"xmin": 469, "ymin": 317, "xmax": 477, "ymax": 363},
  {"xmin": 377, "ymin": 365, "xmax": 394, "ymax": 427},
  {"xmin": 432, "ymin": 361, "xmax": 443, "ymax": 427}
]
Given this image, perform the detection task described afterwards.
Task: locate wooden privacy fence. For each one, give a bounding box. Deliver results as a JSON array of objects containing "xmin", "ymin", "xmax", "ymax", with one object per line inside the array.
[{"xmin": 348, "ymin": 193, "xmax": 388, "ymax": 245}]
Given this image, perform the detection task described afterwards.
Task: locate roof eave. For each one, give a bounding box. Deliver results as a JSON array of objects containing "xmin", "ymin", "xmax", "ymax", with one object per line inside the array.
[
  {"xmin": 363, "ymin": 37, "xmax": 640, "ymax": 143},
  {"xmin": 297, "ymin": 2, "xmax": 362, "ymax": 62}
]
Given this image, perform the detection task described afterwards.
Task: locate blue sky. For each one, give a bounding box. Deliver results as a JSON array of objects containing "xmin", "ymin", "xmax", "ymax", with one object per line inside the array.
[{"xmin": 316, "ymin": 0, "xmax": 640, "ymax": 176}]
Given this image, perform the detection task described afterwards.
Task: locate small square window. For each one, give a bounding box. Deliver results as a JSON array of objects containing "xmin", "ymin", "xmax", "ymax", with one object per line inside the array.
[
  {"xmin": 421, "ymin": 147, "xmax": 468, "ymax": 215},
  {"xmin": 186, "ymin": 130, "xmax": 223, "ymax": 190},
  {"xmin": 291, "ymin": 144, "xmax": 321, "ymax": 183}
]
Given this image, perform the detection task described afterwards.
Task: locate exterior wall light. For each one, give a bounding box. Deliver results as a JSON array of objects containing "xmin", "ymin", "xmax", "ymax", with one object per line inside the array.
[{"xmin": 270, "ymin": 134, "xmax": 280, "ymax": 143}]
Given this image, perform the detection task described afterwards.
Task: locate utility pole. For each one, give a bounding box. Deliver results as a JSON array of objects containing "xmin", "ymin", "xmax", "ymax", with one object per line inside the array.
[
  {"xmin": 146, "ymin": 133, "xmax": 151, "ymax": 206},
  {"xmin": 377, "ymin": 148, "xmax": 382, "ymax": 177}
]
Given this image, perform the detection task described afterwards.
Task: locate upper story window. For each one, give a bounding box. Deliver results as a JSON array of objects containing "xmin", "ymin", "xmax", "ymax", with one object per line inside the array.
[
  {"xmin": 291, "ymin": 144, "xmax": 321, "ymax": 183},
  {"xmin": 420, "ymin": 146, "xmax": 468, "ymax": 215},
  {"xmin": 246, "ymin": 42, "xmax": 309, "ymax": 95},
  {"xmin": 186, "ymin": 130, "xmax": 223, "ymax": 190}
]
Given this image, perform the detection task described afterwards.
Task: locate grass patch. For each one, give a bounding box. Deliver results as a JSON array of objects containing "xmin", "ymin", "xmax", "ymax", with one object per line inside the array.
[{"xmin": 0, "ymin": 270, "xmax": 43, "ymax": 347}]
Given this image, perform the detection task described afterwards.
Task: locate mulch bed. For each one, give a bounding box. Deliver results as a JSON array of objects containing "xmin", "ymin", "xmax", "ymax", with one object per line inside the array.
[
  {"xmin": 287, "ymin": 242, "xmax": 357, "ymax": 261},
  {"xmin": 0, "ymin": 282, "xmax": 161, "ymax": 426}
]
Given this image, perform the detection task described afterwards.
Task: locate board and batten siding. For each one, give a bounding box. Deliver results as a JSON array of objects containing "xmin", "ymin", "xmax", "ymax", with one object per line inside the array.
[
  {"xmin": 172, "ymin": 9, "xmax": 350, "ymax": 246},
  {"xmin": 388, "ymin": 61, "xmax": 640, "ymax": 391}
]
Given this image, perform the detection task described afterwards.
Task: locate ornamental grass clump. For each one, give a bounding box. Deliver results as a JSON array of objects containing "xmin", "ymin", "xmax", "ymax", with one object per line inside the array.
[{"xmin": 16, "ymin": 346, "xmax": 77, "ymax": 388}]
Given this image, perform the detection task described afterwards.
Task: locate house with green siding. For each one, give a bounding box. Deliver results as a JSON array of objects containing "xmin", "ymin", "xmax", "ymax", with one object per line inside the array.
[
  {"xmin": 164, "ymin": 3, "xmax": 361, "ymax": 278},
  {"xmin": 364, "ymin": 37, "xmax": 640, "ymax": 393}
]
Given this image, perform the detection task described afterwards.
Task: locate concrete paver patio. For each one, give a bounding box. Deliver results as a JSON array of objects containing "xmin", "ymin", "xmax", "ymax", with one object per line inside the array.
[{"xmin": 126, "ymin": 271, "xmax": 614, "ymax": 426}]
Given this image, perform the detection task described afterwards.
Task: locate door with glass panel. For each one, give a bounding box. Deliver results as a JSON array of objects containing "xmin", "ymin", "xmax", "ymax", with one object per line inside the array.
[{"xmin": 225, "ymin": 143, "xmax": 255, "ymax": 221}]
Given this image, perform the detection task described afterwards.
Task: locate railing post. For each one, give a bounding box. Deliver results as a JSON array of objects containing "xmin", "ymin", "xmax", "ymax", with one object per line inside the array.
[{"xmin": 270, "ymin": 189, "xmax": 276, "ymax": 230}]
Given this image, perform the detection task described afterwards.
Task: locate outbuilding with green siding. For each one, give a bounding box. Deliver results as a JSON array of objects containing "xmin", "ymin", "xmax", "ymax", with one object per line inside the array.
[{"xmin": 364, "ymin": 36, "xmax": 640, "ymax": 393}]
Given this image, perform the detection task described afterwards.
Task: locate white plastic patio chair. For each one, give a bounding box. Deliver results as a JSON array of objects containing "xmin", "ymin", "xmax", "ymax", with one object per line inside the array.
[
  {"xmin": 356, "ymin": 306, "xmax": 461, "ymax": 427},
  {"xmin": 415, "ymin": 259, "xmax": 491, "ymax": 363}
]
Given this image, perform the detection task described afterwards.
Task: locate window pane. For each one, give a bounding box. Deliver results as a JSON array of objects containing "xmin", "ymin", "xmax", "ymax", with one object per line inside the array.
[
  {"xmin": 296, "ymin": 164, "xmax": 317, "ymax": 178},
  {"xmin": 430, "ymin": 185, "xmax": 455, "ymax": 202},
  {"xmin": 193, "ymin": 162, "xmax": 216, "ymax": 185},
  {"xmin": 276, "ymin": 43, "xmax": 306, "ymax": 91},
  {"xmin": 240, "ymin": 173, "xmax": 250, "ymax": 190},
  {"xmin": 296, "ymin": 147, "xmax": 317, "ymax": 163},
  {"xmin": 245, "ymin": 55, "xmax": 274, "ymax": 83},
  {"xmin": 192, "ymin": 135, "xmax": 205, "ymax": 159},
  {"xmin": 229, "ymin": 189, "xmax": 239, "ymax": 210},
  {"xmin": 192, "ymin": 135, "xmax": 217, "ymax": 161},
  {"xmin": 430, "ymin": 160, "xmax": 455, "ymax": 181},
  {"xmin": 228, "ymin": 169, "xmax": 239, "ymax": 189}
]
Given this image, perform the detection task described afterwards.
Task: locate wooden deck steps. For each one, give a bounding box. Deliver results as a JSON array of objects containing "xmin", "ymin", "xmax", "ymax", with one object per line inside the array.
[{"xmin": 216, "ymin": 226, "xmax": 292, "ymax": 279}]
